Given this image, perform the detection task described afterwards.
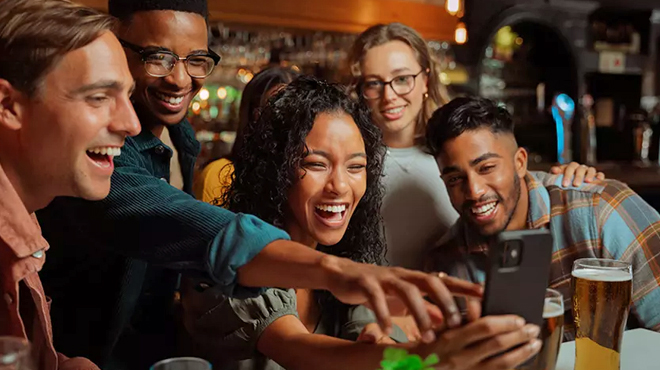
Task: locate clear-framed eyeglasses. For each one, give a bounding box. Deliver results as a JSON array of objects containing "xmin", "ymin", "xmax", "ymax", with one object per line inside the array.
[
  {"xmin": 119, "ymin": 38, "xmax": 221, "ymax": 78},
  {"xmin": 361, "ymin": 69, "xmax": 427, "ymax": 100}
]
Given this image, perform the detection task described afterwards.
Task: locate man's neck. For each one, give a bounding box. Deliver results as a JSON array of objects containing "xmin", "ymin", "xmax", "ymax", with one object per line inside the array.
[
  {"xmin": 150, "ymin": 123, "xmax": 165, "ymax": 139},
  {"xmin": 0, "ymin": 155, "xmax": 50, "ymax": 213},
  {"xmin": 506, "ymin": 174, "xmax": 530, "ymax": 231}
]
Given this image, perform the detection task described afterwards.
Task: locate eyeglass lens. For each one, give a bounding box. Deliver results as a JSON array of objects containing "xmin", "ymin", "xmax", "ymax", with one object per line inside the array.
[
  {"xmin": 363, "ymin": 75, "xmax": 417, "ymax": 99},
  {"xmin": 144, "ymin": 53, "xmax": 216, "ymax": 78}
]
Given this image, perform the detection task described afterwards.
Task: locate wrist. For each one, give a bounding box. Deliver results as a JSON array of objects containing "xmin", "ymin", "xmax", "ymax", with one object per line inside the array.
[{"xmin": 318, "ymin": 254, "xmax": 348, "ymax": 291}]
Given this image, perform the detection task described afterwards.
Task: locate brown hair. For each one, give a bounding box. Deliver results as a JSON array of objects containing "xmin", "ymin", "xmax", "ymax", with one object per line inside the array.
[
  {"xmin": 348, "ymin": 23, "xmax": 451, "ymax": 139},
  {"xmin": 0, "ymin": 0, "xmax": 117, "ymax": 96}
]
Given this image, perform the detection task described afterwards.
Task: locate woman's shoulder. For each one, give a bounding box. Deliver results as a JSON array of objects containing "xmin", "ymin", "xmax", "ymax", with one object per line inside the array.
[{"xmin": 194, "ymin": 158, "xmax": 235, "ymax": 203}]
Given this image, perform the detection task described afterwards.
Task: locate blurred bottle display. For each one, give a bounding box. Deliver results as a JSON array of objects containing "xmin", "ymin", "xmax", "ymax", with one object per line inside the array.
[{"xmin": 192, "ymin": 23, "xmax": 462, "ymax": 166}]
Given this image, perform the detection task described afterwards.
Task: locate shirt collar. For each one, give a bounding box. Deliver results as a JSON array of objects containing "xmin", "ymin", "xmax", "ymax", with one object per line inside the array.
[
  {"xmin": 131, "ymin": 119, "xmax": 201, "ymax": 156},
  {"xmin": 0, "ymin": 162, "xmax": 49, "ymax": 258},
  {"xmin": 461, "ymin": 171, "xmax": 550, "ymax": 253},
  {"xmin": 525, "ymin": 172, "xmax": 552, "ymax": 229}
]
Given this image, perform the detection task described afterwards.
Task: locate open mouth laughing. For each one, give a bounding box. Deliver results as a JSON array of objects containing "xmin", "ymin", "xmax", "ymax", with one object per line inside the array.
[
  {"xmin": 86, "ymin": 145, "xmax": 121, "ymax": 174},
  {"xmin": 469, "ymin": 200, "xmax": 499, "ymax": 223},
  {"xmin": 148, "ymin": 87, "xmax": 190, "ymax": 113},
  {"xmin": 314, "ymin": 203, "xmax": 350, "ymax": 228}
]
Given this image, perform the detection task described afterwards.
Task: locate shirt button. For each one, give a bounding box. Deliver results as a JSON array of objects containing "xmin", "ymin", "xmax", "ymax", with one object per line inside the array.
[
  {"xmin": 4, "ymin": 293, "xmax": 13, "ymax": 305},
  {"xmin": 155, "ymin": 145, "xmax": 165, "ymax": 155},
  {"xmin": 32, "ymin": 250, "xmax": 44, "ymax": 259}
]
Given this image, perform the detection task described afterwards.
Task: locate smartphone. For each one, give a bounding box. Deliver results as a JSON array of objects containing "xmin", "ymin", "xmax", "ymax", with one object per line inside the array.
[{"xmin": 481, "ymin": 229, "xmax": 553, "ymax": 327}]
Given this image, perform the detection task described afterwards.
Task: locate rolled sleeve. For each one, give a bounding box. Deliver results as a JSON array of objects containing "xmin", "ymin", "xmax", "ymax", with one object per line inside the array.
[{"xmin": 209, "ymin": 213, "xmax": 290, "ymax": 297}]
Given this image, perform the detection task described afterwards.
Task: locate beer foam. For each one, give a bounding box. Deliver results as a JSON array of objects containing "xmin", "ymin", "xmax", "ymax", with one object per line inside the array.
[
  {"xmin": 571, "ymin": 268, "xmax": 631, "ymax": 282},
  {"xmin": 543, "ymin": 300, "xmax": 564, "ymax": 318}
]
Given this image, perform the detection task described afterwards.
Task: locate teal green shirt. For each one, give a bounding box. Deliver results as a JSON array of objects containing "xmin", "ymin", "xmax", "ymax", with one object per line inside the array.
[{"xmin": 36, "ymin": 120, "xmax": 289, "ymax": 368}]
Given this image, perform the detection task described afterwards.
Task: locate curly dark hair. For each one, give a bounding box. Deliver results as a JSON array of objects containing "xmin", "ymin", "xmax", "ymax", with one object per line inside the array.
[{"xmin": 223, "ymin": 75, "xmax": 387, "ymax": 266}]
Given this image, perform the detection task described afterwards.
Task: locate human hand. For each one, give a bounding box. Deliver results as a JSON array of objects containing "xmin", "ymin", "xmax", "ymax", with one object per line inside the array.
[
  {"xmin": 321, "ymin": 257, "xmax": 483, "ymax": 344},
  {"xmin": 422, "ymin": 315, "xmax": 542, "ymax": 370},
  {"xmin": 550, "ymin": 161, "xmax": 605, "ymax": 187}
]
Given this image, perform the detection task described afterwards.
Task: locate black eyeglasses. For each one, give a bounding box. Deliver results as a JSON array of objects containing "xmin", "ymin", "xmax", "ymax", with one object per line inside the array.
[
  {"xmin": 118, "ymin": 38, "xmax": 221, "ymax": 78},
  {"xmin": 361, "ymin": 69, "xmax": 427, "ymax": 100}
]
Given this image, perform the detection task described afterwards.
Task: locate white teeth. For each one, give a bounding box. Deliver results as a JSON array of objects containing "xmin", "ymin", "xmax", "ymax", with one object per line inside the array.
[
  {"xmin": 315, "ymin": 204, "xmax": 346, "ymax": 213},
  {"xmin": 384, "ymin": 107, "xmax": 404, "ymax": 114},
  {"xmin": 87, "ymin": 147, "xmax": 121, "ymax": 157},
  {"xmin": 472, "ymin": 202, "xmax": 497, "ymax": 215},
  {"xmin": 155, "ymin": 91, "xmax": 184, "ymax": 105}
]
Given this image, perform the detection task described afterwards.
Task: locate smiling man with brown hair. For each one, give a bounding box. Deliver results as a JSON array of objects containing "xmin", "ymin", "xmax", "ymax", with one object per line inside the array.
[{"xmin": 0, "ymin": 0, "xmax": 140, "ymax": 369}]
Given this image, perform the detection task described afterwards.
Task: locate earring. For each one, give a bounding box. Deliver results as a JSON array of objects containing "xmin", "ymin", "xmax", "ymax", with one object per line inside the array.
[{"xmin": 423, "ymin": 92, "xmax": 429, "ymax": 100}]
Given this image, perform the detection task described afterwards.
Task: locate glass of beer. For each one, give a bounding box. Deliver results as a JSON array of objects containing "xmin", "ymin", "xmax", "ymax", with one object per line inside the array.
[
  {"xmin": 517, "ymin": 288, "xmax": 564, "ymax": 370},
  {"xmin": 571, "ymin": 258, "xmax": 632, "ymax": 370}
]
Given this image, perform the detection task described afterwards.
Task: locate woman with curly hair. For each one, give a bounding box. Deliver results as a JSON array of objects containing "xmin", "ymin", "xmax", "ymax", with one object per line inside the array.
[{"xmin": 181, "ymin": 76, "xmax": 542, "ymax": 370}]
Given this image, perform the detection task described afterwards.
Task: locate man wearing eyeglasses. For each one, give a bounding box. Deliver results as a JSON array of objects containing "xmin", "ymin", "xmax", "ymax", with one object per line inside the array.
[{"xmin": 35, "ymin": 1, "xmax": 481, "ymax": 370}]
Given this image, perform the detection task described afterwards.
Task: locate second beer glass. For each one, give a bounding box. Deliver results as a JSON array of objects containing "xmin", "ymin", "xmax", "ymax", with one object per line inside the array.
[{"xmin": 518, "ymin": 288, "xmax": 564, "ymax": 370}]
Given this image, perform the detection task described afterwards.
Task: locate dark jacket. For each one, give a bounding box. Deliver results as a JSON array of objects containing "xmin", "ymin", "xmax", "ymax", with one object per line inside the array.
[{"xmin": 37, "ymin": 121, "xmax": 288, "ymax": 370}]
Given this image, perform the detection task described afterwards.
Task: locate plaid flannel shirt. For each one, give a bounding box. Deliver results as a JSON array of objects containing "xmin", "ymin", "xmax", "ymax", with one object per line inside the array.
[{"xmin": 426, "ymin": 172, "xmax": 660, "ymax": 340}]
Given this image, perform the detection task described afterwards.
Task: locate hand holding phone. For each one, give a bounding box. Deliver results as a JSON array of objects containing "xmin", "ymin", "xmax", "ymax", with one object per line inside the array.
[{"xmin": 481, "ymin": 229, "xmax": 554, "ymax": 327}]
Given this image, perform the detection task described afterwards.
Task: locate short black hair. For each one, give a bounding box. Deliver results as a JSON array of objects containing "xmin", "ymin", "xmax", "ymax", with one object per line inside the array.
[
  {"xmin": 426, "ymin": 96, "xmax": 515, "ymax": 156},
  {"xmin": 108, "ymin": 0, "xmax": 208, "ymax": 21}
]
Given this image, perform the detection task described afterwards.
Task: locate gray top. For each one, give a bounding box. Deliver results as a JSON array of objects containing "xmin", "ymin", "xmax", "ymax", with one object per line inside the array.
[
  {"xmin": 182, "ymin": 284, "xmax": 407, "ymax": 370},
  {"xmin": 382, "ymin": 146, "xmax": 459, "ymax": 269}
]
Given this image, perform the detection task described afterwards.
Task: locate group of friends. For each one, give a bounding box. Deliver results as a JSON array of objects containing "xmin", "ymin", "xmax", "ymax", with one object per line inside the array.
[{"xmin": 2, "ymin": 1, "xmax": 660, "ymax": 370}]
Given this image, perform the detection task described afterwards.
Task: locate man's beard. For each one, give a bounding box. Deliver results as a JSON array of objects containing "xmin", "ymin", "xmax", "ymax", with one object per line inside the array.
[{"xmin": 465, "ymin": 174, "xmax": 522, "ymax": 237}]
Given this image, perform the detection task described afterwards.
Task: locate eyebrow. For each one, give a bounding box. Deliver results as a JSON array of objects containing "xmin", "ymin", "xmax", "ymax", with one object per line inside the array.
[
  {"xmin": 144, "ymin": 44, "xmax": 209, "ymax": 55},
  {"xmin": 72, "ymin": 80, "xmax": 125, "ymax": 95},
  {"xmin": 441, "ymin": 152, "xmax": 502, "ymax": 175},
  {"xmin": 364, "ymin": 67, "xmax": 413, "ymax": 80},
  {"xmin": 307, "ymin": 150, "xmax": 367, "ymax": 159},
  {"xmin": 391, "ymin": 67, "xmax": 412, "ymax": 74}
]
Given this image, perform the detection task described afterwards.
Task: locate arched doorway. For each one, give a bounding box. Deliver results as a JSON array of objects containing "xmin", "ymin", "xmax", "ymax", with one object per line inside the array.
[{"xmin": 478, "ymin": 19, "xmax": 579, "ymax": 163}]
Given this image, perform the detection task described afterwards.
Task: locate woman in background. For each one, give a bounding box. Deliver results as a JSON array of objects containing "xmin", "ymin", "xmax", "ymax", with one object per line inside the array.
[
  {"xmin": 181, "ymin": 76, "xmax": 542, "ymax": 370},
  {"xmin": 194, "ymin": 66, "xmax": 300, "ymax": 203}
]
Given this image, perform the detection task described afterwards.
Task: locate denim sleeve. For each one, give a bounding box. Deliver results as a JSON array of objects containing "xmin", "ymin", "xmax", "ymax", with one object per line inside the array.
[{"xmin": 38, "ymin": 149, "xmax": 289, "ymax": 297}]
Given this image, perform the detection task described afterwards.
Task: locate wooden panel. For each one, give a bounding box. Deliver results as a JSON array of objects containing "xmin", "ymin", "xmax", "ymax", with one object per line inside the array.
[{"xmin": 76, "ymin": 0, "xmax": 458, "ymax": 40}]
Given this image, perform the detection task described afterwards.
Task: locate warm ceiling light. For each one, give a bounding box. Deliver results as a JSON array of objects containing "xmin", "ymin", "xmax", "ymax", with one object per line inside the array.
[
  {"xmin": 199, "ymin": 88, "xmax": 210, "ymax": 101},
  {"xmin": 446, "ymin": 0, "xmax": 461, "ymax": 15},
  {"xmin": 217, "ymin": 87, "xmax": 228, "ymax": 100},
  {"xmin": 455, "ymin": 22, "xmax": 467, "ymax": 44}
]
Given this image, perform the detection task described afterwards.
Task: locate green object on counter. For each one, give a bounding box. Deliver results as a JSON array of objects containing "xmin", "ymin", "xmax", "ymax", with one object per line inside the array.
[{"xmin": 379, "ymin": 348, "xmax": 439, "ymax": 370}]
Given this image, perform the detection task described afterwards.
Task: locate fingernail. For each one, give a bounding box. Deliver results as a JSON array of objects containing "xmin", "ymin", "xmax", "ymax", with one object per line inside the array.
[
  {"xmin": 449, "ymin": 313, "xmax": 461, "ymax": 327},
  {"xmin": 422, "ymin": 330, "xmax": 436, "ymax": 343},
  {"xmin": 526, "ymin": 325, "xmax": 541, "ymax": 337},
  {"xmin": 530, "ymin": 339, "xmax": 542, "ymax": 351},
  {"xmin": 515, "ymin": 317, "xmax": 525, "ymax": 327}
]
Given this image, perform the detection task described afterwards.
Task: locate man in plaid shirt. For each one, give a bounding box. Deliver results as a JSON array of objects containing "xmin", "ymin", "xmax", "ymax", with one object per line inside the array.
[{"xmin": 424, "ymin": 96, "xmax": 660, "ymax": 339}]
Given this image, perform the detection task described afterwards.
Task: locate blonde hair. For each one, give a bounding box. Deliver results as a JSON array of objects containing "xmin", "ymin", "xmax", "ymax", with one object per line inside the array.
[
  {"xmin": 0, "ymin": 0, "xmax": 117, "ymax": 96},
  {"xmin": 348, "ymin": 23, "xmax": 450, "ymax": 140}
]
